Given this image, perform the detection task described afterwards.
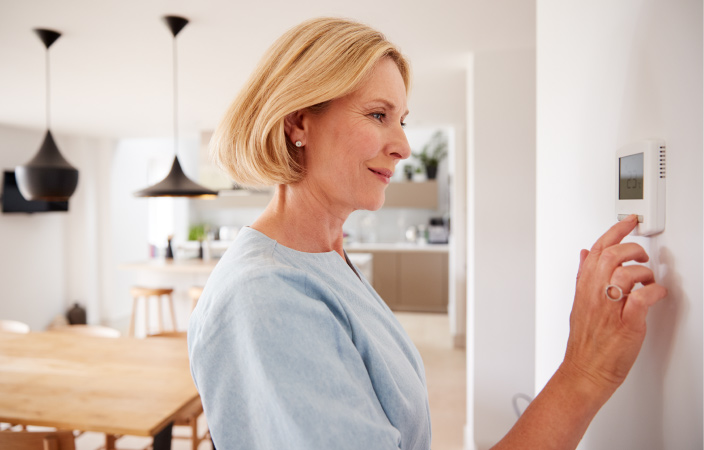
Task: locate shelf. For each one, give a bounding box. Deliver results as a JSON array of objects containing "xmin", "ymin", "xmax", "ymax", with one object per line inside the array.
[
  {"xmin": 196, "ymin": 189, "xmax": 274, "ymax": 209},
  {"xmin": 384, "ymin": 181, "xmax": 438, "ymax": 209},
  {"xmin": 191, "ymin": 181, "xmax": 438, "ymax": 210}
]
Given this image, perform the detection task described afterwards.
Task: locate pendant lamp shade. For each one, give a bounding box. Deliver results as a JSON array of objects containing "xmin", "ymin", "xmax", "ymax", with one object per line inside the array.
[
  {"xmin": 16, "ymin": 28, "xmax": 79, "ymax": 202},
  {"xmin": 134, "ymin": 15, "xmax": 217, "ymax": 198},
  {"xmin": 135, "ymin": 156, "xmax": 219, "ymax": 197}
]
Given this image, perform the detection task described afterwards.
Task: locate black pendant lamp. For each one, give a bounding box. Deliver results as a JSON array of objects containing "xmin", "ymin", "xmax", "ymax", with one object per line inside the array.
[
  {"xmin": 134, "ymin": 16, "xmax": 217, "ymax": 198},
  {"xmin": 15, "ymin": 29, "xmax": 79, "ymax": 202}
]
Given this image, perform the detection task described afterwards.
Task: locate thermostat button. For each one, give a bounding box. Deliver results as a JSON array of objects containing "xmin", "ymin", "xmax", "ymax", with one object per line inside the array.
[{"xmin": 617, "ymin": 214, "xmax": 644, "ymax": 223}]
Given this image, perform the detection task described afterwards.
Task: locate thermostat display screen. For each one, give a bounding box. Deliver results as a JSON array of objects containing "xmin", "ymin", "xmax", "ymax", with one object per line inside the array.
[{"xmin": 619, "ymin": 153, "xmax": 644, "ymax": 200}]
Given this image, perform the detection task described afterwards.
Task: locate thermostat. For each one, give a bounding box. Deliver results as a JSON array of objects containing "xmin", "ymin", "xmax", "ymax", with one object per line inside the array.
[{"xmin": 615, "ymin": 139, "xmax": 666, "ymax": 236}]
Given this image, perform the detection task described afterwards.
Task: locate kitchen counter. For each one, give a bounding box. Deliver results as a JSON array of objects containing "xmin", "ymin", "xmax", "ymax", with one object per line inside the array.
[
  {"xmin": 120, "ymin": 253, "xmax": 373, "ymax": 278},
  {"xmin": 120, "ymin": 258, "xmax": 218, "ymax": 274},
  {"xmin": 121, "ymin": 248, "xmax": 445, "ymax": 315}
]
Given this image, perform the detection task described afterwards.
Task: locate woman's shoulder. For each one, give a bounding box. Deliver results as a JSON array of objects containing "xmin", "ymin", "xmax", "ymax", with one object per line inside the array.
[
  {"xmin": 192, "ymin": 226, "xmax": 350, "ymax": 332},
  {"xmin": 209, "ymin": 228, "xmax": 306, "ymax": 296}
]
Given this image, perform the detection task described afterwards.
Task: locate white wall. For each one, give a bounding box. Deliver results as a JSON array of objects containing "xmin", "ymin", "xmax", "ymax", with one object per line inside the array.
[
  {"xmin": 0, "ymin": 124, "xmax": 202, "ymax": 330},
  {"xmin": 536, "ymin": 1, "xmax": 702, "ymax": 448},
  {"xmin": 469, "ymin": 48, "xmax": 536, "ymax": 449},
  {"xmin": 0, "ymin": 124, "xmax": 113, "ymax": 330}
]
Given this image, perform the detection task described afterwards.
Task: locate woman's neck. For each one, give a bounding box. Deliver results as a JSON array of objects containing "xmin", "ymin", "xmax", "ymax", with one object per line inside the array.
[{"xmin": 251, "ymin": 184, "xmax": 350, "ymax": 258}]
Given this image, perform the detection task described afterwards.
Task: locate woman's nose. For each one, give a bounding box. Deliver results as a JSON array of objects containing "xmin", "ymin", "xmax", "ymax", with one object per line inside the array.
[{"xmin": 389, "ymin": 126, "xmax": 412, "ymax": 161}]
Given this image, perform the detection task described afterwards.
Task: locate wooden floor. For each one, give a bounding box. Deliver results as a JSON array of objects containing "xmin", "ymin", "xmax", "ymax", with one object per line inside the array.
[
  {"xmin": 396, "ymin": 312, "xmax": 467, "ymax": 450},
  {"xmin": 70, "ymin": 312, "xmax": 466, "ymax": 450}
]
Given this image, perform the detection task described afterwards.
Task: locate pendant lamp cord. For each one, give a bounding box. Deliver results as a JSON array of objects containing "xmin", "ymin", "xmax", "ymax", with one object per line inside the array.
[
  {"xmin": 172, "ymin": 35, "xmax": 178, "ymax": 158},
  {"xmin": 45, "ymin": 48, "xmax": 50, "ymax": 130}
]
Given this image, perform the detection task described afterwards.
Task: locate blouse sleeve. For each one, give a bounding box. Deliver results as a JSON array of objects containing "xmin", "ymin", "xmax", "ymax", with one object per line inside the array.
[{"xmin": 188, "ymin": 267, "xmax": 402, "ymax": 450}]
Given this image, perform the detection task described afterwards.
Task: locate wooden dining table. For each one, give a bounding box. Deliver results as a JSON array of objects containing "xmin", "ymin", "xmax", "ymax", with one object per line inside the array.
[{"xmin": 0, "ymin": 331, "xmax": 200, "ymax": 450}]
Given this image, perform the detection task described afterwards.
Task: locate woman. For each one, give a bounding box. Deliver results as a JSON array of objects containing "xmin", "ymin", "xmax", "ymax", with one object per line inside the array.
[{"xmin": 188, "ymin": 17, "xmax": 667, "ymax": 450}]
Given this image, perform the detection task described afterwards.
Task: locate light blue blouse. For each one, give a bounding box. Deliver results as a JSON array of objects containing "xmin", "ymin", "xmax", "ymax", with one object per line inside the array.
[{"xmin": 188, "ymin": 227, "xmax": 431, "ymax": 450}]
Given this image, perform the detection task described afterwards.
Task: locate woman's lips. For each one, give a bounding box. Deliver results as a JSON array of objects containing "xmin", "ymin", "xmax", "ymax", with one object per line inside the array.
[{"xmin": 369, "ymin": 167, "xmax": 393, "ymax": 184}]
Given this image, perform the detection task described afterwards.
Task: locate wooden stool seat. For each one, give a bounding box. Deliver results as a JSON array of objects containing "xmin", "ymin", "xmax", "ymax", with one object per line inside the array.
[
  {"xmin": 129, "ymin": 287, "xmax": 174, "ymax": 297},
  {"xmin": 128, "ymin": 286, "xmax": 176, "ymax": 337}
]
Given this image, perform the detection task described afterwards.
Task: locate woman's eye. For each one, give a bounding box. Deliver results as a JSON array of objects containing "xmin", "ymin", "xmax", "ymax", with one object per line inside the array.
[
  {"xmin": 400, "ymin": 121, "xmax": 407, "ymax": 129},
  {"xmin": 371, "ymin": 112, "xmax": 385, "ymax": 121}
]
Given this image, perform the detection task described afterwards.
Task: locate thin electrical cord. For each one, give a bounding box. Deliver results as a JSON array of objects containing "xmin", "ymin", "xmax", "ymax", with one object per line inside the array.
[
  {"xmin": 45, "ymin": 49, "xmax": 50, "ymax": 130},
  {"xmin": 172, "ymin": 35, "xmax": 178, "ymax": 157},
  {"xmin": 512, "ymin": 393, "xmax": 533, "ymax": 418}
]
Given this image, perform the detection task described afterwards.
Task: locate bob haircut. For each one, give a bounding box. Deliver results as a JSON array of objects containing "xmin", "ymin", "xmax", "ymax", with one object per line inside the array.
[{"xmin": 210, "ymin": 17, "xmax": 411, "ymax": 188}]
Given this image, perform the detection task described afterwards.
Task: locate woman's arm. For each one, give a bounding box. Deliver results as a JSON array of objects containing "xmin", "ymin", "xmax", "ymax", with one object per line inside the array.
[{"xmin": 491, "ymin": 215, "xmax": 667, "ymax": 449}]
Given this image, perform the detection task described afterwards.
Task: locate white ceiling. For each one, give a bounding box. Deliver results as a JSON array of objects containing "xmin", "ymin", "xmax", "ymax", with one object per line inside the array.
[{"xmin": 0, "ymin": 0, "xmax": 534, "ymax": 139}]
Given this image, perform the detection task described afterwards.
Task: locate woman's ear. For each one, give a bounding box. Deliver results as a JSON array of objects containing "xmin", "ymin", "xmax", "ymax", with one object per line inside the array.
[{"xmin": 284, "ymin": 110, "xmax": 306, "ymax": 146}]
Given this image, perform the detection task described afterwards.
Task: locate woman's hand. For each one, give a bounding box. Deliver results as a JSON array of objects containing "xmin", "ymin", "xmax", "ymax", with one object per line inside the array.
[
  {"xmin": 560, "ymin": 214, "xmax": 668, "ymax": 398},
  {"xmin": 491, "ymin": 215, "xmax": 667, "ymax": 450}
]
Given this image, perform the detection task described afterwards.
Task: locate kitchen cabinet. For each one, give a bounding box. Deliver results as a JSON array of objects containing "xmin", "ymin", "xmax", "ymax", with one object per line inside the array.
[
  {"xmin": 346, "ymin": 247, "xmax": 449, "ymax": 312},
  {"xmin": 398, "ymin": 252, "xmax": 448, "ymax": 312}
]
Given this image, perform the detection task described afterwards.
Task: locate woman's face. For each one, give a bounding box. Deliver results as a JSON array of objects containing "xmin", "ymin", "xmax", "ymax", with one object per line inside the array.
[{"xmin": 296, "ymin": 57, "xmax": 411, "ymax": 215}]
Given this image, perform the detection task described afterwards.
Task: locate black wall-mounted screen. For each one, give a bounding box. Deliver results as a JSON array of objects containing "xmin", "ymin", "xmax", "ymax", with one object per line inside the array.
[{"xmin": 1, "ymin": 170, "xmax": 69, "ymax": 213}]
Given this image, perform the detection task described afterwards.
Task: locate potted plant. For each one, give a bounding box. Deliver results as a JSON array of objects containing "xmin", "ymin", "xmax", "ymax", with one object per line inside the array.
[
  {"xmin": 403, "ymin": 164, "xmax": 415, "ymax": 181},
  {"xmin": 188, "ymin": 224, "xmax": 207, "ymax": 259},
  {"xmin": 412, "ymin": 131, "xmax": 448, "ymax": 180}
]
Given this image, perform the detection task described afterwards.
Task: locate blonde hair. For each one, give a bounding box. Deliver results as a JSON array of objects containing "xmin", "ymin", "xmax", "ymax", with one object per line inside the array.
[{"xmin": 211, "ymin": 17, "xmax": 410, "ymax": 187}]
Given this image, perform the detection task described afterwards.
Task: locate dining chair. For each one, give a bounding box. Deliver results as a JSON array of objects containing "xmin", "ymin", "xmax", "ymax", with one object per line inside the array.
[
  {"xmin": 0, "ymin": 319, "xmax": 31, "ymax": 431},
  {"xmin": 48, "ymin": 324, "xmax": 121, "ymax": 338},
  {"xmin": 0, "ymin": 429, "xmax": 76, "ymax": 450},
  {"xmin": 149, "ymin": 332, "xmax": 210, "ymax": 450},
  {"xmin": 0, "ymin": 319, "xmax": 31, "ymax": 334}
]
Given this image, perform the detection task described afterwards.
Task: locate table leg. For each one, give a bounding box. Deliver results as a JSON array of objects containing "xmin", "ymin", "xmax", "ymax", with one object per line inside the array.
[
  {"xmin": 105, "ymin": 434, "xmax": 117, "ymax": 450},
  {"xmin": 152, "ymin": 422, "xmax": 173, "ymax": 450}
]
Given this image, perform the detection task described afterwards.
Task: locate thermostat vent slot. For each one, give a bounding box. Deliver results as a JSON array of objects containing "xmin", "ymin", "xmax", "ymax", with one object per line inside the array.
[{"xmin": 659, "ymin": 146, "xmax": 666, "ymax": 179}]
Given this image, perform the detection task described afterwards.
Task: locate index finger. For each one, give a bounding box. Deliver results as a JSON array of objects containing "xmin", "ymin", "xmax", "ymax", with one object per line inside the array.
[{"xmin": 590, "ymin": 214, "xmax": 638, "ymax": 253}]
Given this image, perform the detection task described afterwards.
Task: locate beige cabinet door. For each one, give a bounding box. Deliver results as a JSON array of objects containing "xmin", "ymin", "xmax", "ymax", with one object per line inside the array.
[
  {"xmin": 398, "ymin": 252, "xmax": 448, "ymax": 312},
  {"xmin": 370, "ymin": 252, "xmax": 398, "ymax": 308},
  {"xmin": 348, "ymin": 250, "xmax": 448, "ymax": 312}
]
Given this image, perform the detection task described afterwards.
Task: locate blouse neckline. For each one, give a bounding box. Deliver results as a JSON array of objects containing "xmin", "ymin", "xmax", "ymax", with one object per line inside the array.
[{"xmin": 240, "ymin": 227, "xmax": 361, "ymax": 280}]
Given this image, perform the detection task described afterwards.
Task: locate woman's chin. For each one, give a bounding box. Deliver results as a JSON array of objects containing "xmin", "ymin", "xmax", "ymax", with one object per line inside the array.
[{"xmin": 362, "ymin": 194, "xmax": 385, "ymax": 212}]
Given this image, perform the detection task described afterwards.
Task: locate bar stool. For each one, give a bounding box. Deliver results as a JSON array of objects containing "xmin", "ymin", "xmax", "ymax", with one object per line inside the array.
[
  {"xmin": 188, "ymin": 286, "xmax": 204, "ymax": 313},
  {"xmin": 128, "ymin": 287, "xmax": 176, "ymax": 337}
]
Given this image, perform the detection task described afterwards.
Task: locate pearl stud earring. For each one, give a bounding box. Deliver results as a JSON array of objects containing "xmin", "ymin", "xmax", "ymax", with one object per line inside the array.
[{"xmin": 295, "ymin": 141, "xmax": 303, "ymax": 147}]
